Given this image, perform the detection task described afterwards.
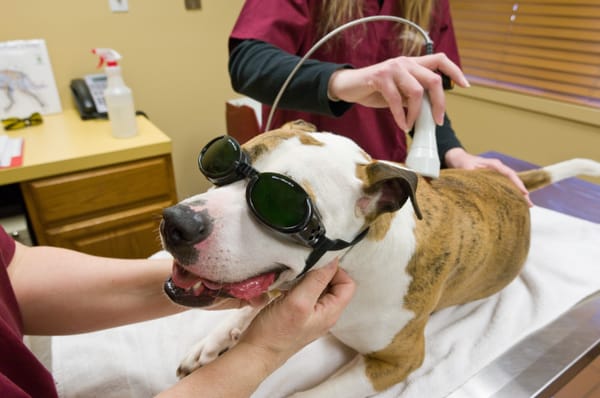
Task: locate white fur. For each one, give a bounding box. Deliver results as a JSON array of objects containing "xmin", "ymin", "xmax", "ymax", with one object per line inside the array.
[
  {"xmin": 544, "ymin": 158, "xmax": 600, "ymax": 183},
  {"xmin": 331, "ymin": 205, "xmax": 417, "ymax": 353}
]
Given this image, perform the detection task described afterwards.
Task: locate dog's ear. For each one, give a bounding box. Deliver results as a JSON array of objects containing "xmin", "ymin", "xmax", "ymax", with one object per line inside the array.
[{"xmin": 358, "ymin": 161, "xmax": 423, "ymax": 220}]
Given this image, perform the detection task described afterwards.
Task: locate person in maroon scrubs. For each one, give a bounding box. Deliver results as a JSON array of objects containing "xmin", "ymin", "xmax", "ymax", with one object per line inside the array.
[
  {"xmin": 228, "ymin": 0, "xmax": 530, "ymax": 200},
  {"xmin": 0, "ymin": 227, "xmax": 354, "ymax": 397}
]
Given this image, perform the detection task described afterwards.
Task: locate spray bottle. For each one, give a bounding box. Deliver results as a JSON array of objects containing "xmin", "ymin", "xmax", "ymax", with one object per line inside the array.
[{"xmin": 92, "ymin": 48, "xmax": 137, "ymax": 138}]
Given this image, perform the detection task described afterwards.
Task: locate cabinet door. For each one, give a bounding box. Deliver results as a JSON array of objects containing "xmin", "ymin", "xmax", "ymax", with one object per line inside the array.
[
  {"xmin": 43, "ymin": 202, "xmax": 171, "ymax": 258},
  {"xmin": 21, "ymin": 155, "xmax": 177, "ymax": 258}
]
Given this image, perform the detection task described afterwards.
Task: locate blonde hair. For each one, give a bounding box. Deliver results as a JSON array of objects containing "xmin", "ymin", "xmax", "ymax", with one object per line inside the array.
[{"xmin": 318, "ymin": 0, "xmax": 434, "ymax": 55}]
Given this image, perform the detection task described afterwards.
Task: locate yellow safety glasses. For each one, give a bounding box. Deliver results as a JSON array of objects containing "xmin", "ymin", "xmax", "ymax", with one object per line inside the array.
[{"xmin": 2, "ymin": 112, "xmax": 43, "ymax": 131}]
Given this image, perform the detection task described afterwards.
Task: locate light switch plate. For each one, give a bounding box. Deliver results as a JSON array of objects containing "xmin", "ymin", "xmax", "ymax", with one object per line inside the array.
[
  {"xmin": 185, "ymin": 0, "xmax": 201, "ymax": 10},
  {"xmin": 109, "ymin": 0, "xmax": 129, "ymax": 13}
]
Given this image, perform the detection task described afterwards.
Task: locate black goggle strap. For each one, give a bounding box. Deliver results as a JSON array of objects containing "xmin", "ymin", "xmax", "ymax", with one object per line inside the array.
[
  {"xmin": 235, "ymin": 158, "xmax": 258, "ymax": 180},
  {"xmin": 299, "ymin": 227, "xmax": 370, "ymax": 277}
]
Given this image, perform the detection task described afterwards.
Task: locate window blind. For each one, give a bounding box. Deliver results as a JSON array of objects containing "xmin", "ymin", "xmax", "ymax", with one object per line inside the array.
[{"xmin": 450, "ymin": 0, "xmax": 600, "ymax": 108}]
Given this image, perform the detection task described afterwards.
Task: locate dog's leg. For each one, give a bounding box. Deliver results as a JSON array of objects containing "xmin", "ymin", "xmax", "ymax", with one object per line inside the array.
[
  {"xmin": 291, "ymin": 316, "xmax": 428, "ymax": 397},
  {"xmin": 22, "ymin": 89, "xmax": 45, "ymax": 108},
  {"xmin": 177, "ymin": 305, "xmax": 262, "ymax": 378}
]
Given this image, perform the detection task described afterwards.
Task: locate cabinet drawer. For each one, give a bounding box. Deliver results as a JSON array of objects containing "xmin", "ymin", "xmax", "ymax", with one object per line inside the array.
[
  {"xmin": 43, "ymin": 201, "xmax": 171, "ymax": 258},
  {"xmin": 22, "ymin": 156, "xmax": 175, "ymax": 224}
]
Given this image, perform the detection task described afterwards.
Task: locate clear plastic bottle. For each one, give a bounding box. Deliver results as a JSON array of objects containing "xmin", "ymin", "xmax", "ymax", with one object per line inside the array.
[{"xmin": 92, "ymin": 48, "xmax": 137, "ymax": 138}]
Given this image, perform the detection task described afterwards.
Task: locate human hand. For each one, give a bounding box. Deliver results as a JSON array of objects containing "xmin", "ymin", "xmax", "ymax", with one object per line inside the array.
[
  {"xmin": 238, "ymin": 258, "xmax": 355, "ymax": 366},
  {"xmin": 444, "ymin": 148, "xmax": 533, "ymax": 206},
  {"xmin": 328, "ymin": 53, "xmax": 469, "ymax": 132},
  {"xmin": 161, "ymin": 260, "xmax": 354, "ymax": 397}
]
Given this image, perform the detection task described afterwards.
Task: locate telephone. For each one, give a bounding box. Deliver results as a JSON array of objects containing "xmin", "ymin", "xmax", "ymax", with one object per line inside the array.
[{"xmin": 70, "ymin": 74, "xmax": 108, "ymax": 119}]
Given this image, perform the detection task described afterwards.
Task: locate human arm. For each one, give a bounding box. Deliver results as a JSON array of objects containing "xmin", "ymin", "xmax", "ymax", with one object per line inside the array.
[
  {"xmin": 157, "ymin": 259, "xmax": 355, "ymax": 398},
  {"xmin": 6, "ymin": 233, "xmax": 354, "ymax": 398},
  {"xmin": 229, "ymin": 39, "xmax": 352, "ymax": 117},
  {"xmin": 8, "ymin": 241, "xmax": 185, "ymax": 335},
  {"xmin": 230, "ymin": 39, "xmax": 526, "ymax": 201},
  {"xmin": 229, "ymin": 40, "xmax": 469, "ymax": 132}
]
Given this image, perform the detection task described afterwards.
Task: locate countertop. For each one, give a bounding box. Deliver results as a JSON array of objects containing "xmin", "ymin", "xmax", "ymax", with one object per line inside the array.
[{"xmin": 0, "ymin": 109, "xmax": 172, "ymax": 185}]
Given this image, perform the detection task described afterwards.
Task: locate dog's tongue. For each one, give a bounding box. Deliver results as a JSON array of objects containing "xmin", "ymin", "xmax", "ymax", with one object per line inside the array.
[
  {"xmin": 221, "ymin": 273, "xmax": 276, "ymax": 300},
  {"xmin": 171, "ymin": 264, "xmax": 276, "ymax": 301}
]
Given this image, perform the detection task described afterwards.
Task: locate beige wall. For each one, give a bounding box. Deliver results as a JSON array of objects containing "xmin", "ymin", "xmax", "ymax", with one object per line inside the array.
[
  {"xmin": 2, "ymin": 1, "xmax": 245, "ymax": 200},
  {"xmin": 3, "ymin": 2, "xmax": 598, "ymax": 196}
]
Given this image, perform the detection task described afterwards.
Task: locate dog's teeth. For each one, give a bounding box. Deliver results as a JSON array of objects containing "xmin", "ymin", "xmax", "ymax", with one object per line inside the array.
[{"xmin": 192, "ymin": 281, "xmax": 204, "ymax": 296}]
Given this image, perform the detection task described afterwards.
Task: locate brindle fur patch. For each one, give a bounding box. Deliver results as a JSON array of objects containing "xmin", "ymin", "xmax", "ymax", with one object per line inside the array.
[
  {"xmin": 281, "ymin": 119, "xmax": 317, "ymax": 132},
  {"xmin": 518, "ymin": 169, "xmax": 552, "ymax": 191},
  {"xmin": 365, "ymin": 169, "xmax": 531, "ymax": 391},
  {"xmin": 243, "ymin": 123, "xmax": 323, "ymax": 163}
]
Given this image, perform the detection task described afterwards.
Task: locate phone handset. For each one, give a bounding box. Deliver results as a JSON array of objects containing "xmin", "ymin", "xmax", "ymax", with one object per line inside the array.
[{"xmin": 70, "ymin": 74, "xmax": 108, "ymax": 119}]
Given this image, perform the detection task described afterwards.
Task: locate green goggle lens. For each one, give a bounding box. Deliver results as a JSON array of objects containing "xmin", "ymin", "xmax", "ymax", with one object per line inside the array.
[
  {"xmin": 200, "ymin": 137, "xmax": 240, "ymax": 176},
  {"xmin": 249, "ymin": 173, "xmax": 309, "ymax": 230}
]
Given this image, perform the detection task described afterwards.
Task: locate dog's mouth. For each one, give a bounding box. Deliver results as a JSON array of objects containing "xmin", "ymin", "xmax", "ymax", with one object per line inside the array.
[{"xmin": 164, "ymin": 262, "xmax": 282, "ymax": 307}]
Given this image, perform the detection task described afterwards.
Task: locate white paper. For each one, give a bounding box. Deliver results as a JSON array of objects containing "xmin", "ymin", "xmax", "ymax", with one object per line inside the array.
[
  {"xmin": 0, "ymin": 39, "xmax": 62, "ymax": 118},
  {"xmin": 0, "ymin": 134, "xmax": 24, "ymax": 167}
]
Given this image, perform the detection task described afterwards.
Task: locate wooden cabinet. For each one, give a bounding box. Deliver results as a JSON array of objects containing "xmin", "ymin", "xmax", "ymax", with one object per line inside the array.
[
  {"xmin": 0, "ymin": 110, "xmax": 178, "ymax": 259},
  {"xmin": 21, "ymin": 154, "xmax": 177, "ymax": 259}
]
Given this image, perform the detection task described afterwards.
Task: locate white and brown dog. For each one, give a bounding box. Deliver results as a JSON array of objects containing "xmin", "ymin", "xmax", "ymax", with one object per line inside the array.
[{"xmin": 159, "ymin": 121, "xmax": 600, "ymax": 397}]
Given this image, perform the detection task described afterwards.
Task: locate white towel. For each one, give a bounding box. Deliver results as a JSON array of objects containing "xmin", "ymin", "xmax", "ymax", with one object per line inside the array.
[{"xmin": 52, "ymin": 206, "xmax": 600, "ymax": 398}]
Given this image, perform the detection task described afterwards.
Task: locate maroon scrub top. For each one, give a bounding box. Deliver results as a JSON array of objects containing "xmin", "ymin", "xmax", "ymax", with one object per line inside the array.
[
  {"xmin": 0, "ymin": 227, "xmax": 58, "ymax": 397},
  {"xmin": 230, "ymin": 0, "xmax": 461, "ymax": 162}
]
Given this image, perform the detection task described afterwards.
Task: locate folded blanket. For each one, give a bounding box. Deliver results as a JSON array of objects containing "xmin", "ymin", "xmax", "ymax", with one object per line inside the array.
[{"xmin": 52, "ymin": 206, "xmax": 600, "ymax": 397}]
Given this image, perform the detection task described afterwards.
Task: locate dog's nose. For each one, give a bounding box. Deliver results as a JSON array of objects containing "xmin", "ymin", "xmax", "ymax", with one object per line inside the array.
[{"xmin": 161, "ymin": 204, "xmax": 213, "ymax": 247}]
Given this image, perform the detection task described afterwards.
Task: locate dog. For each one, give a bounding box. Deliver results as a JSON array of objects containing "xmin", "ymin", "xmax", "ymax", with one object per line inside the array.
[{"xmin": 159, "ymin": 121, "xmax": 600, "ymax": 397}]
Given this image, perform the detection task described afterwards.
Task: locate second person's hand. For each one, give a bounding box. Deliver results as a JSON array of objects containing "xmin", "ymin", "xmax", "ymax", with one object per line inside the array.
[{"xmin": 445, "ymin": 148, "xmax": 533, "ymax": 207}]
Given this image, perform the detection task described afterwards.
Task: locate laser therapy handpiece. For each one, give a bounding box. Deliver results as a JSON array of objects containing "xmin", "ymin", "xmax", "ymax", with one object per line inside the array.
[{"xmin": 405, "ymin": 95, "xmax": 440, "ymax": 178}]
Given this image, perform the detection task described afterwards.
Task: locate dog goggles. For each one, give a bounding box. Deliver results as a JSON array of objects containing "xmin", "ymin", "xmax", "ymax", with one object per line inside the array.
[{"xmin": 198, "ymin": 135, "xmax": 368, "ymax": 276}]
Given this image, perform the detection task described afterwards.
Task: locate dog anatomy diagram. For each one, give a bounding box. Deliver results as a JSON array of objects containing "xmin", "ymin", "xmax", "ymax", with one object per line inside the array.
[
  {"xmin": 0, "ymin": 69, "xmax": 46, "ymax": 112},
  {"xmin": 0, "ymin": 39, "xmax": 61, "ymax": 118}
]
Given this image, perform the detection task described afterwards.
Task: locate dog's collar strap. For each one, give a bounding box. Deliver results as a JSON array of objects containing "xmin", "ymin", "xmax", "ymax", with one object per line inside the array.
[{"xmin": 299, "ymin": 227, "xmax": 370, "ymax": 277}]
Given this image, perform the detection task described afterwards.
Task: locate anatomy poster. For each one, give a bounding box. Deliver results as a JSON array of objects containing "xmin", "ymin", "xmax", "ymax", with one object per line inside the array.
[{"xmin": 0, "ymin": 39, "xmax": 62, "ymax": 119}]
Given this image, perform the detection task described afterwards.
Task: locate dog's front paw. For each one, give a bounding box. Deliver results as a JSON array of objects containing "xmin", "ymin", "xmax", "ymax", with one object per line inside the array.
[
  {"xmin": 177, "ymin": 306, "xmax": 263, "ymax": 378},
  {"xmin": 177, "ymin": 327, "xmax": 243, "ymax": 378}
]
